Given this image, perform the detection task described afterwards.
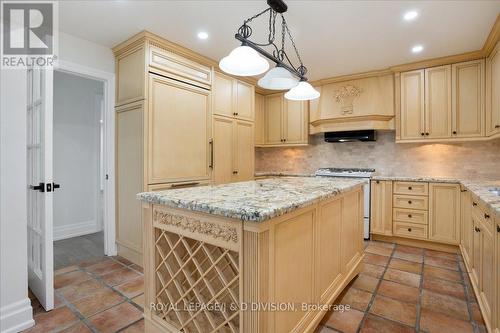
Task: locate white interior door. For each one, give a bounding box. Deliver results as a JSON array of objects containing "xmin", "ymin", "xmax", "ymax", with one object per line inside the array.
[{"xmin": 27, "ymin": 67, "xmax": 54, "ymax": 310}]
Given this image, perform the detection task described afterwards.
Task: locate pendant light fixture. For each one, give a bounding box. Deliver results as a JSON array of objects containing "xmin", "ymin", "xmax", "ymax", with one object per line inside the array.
[
  {"xmin": 285, "ymin": 80, "xmax": 320, "ymax": 101},
  {"xmin": 257, "ymin": 66, "xmax": 299, "ymax": 90},
  {"xmin": 219, "ymin": 0, "xmax": 320, "ymax": 100}
]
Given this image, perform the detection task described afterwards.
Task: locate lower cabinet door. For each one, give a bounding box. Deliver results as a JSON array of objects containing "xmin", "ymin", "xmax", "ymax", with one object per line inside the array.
[
  {"xmin": 471, "ymin": 217, "xmax": 481, "ymax": 287},
  {"xmin": 496, "ymin": 220, "xmax": 500, "ymax": 333},
  {"xmin": 370, "ymin": 180, "xmax": 393, "ymax": 236},
  {"xmin": 428, "ymin": 183, "xmax": 460, "ymax": 244},
  {"xmin": 460, "ymin": 188, "xmax": 473, "ymax": 267},
  {"xmin": 480, "ymin": 221, "xmax": 495, "ymax": 328}
]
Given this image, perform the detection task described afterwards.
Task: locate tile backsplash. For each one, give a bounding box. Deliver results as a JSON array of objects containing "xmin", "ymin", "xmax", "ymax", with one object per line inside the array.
[{"xmin": 256, "ymin": 132, "xmax": 500, "ymax": 180}]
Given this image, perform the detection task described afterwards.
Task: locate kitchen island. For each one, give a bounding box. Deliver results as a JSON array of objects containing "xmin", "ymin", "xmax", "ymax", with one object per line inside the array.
[{"xmin": 138, "ymin": 177, "xmax": 366, "ymax": 333}]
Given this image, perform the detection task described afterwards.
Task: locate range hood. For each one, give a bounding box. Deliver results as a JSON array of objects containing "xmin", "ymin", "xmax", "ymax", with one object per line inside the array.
[{"xmin": 324, "ymin": 130, "xmax": 376, "ymax": 142}]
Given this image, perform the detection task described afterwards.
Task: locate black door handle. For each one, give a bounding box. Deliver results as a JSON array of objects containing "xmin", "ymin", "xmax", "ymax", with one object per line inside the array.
[
  {"xmin": 30, "ymin": 182, "xmax": 45, "ymax": 192},
  {"xmin": 53, "ymin": 182, "xmax": 60, "ymax": 190}
]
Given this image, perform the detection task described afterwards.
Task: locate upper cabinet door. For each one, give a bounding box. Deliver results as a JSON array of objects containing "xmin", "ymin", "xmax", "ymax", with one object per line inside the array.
[
  {"xmin": 425, "ymin": 65, "xmax": 452, "ymax": 139},
  {"xmin": 486, "ymin": 43, "xmax": 500, "ymax": 135},
  {"xmin": 265, "ymin": 94, "xmax": 283, "ymax": 145},
  {"xmin": 254, "ymin": 93, "xmax": 265, "ymax": 145},
  {"xmin": 400, "ymin": 70, "xmax": 425, "ymax": 140},
  {"xmin": 148, "ymin": 74, "xmax": 211, "ymax": 184},
  {"xmin": 213, "ymin": 72, "xmax": 234, "ymax": 118},
  {"xmin": 283, "ymin": 99, "xmax": 308, "ymax": 144},
  {"xmin": 452, "ymin": 60, "xmax": 485, "ymax": 138},
  {"xmin": 234, "ymin": 81, "xmax": 255, "ymax": 121},
  {"xmin": 234, "ymin": 120, "xmax": 254, "ymax": 182}
]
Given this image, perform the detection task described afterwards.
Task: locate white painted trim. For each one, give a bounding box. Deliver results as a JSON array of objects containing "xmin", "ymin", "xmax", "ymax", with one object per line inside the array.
[
  {"xmin": 54, "ymin": 60, "xmax": 116, "ymax": 256},
  {"xmin": 53, "ymin": 220, "xmax": 102, "ymax": 241},
  {"xmin": 0, "ymin": 298, "xmax": 35, "ymax": 333}
]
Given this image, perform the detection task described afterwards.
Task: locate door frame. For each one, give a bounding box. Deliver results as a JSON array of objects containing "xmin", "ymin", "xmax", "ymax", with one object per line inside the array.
[{"xmin": 54, "ymin": 60, "xmax": 116, "ymax": 256}]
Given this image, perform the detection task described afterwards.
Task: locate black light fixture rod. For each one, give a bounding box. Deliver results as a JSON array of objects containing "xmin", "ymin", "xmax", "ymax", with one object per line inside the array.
[{"xmin": 235, "ymin": 33, "xmax": 306, "ymax": 81}]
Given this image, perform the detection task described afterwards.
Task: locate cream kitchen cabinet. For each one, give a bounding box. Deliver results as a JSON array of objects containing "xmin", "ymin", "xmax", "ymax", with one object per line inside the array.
[
  {"xmin": 398, "ymin": 60, "xmax": 487, "ymax": 142},
  {"xmin": 425, "ymin": 65, "xmax": 452, "ymax": 139},
  {"xmin": 213, "ymin": 116, "xmax": 254, "ymax": 184},
  {"xmin": 495, "ymin": 215, "xmax": 500, "ymax": 333},
  {"xmin": 148, "ymin": 73, "xmax": 212, "ymax": 185},
  {"xmin": 460, "ymin": 186, "xmax": 473, "ymax": 268},
  {"xmin": 255, "ymin": 93, "xmax": 265, "ymax": 145},
  {"xmin": 113, "ymin": 31, "xmax": 214, "ymax": 265},
  {"xmin": 400, "ymin": 66, "xmax": 452, "ymax": 140},
  {"xmin": 452, "ymin": 59, "xmax": 485, "ymax": 138},
  {"xmin": 400, "ymin": 69, "xmax": 425, "ymax": 140},
  {"xmin": 370, "ymin": 180, "xmax": 393, "ymax": 236},
  {"xmin": 262, "ymin": 93, "xmax": 308, "ymax": 146},
  {"xmin": 213, "ymin": 72, "xmax": 255, "ymax": 122},
  {"xmin": 487, "ymin": 41, "xmax": 500, "ymax": 137},
  {"xmin": 428, "ymin": 183, "xmax": 460, "ymax": 245},
  {"xmin": 468, "ymin": 196, "xmax": 496, "ymax": 331}
]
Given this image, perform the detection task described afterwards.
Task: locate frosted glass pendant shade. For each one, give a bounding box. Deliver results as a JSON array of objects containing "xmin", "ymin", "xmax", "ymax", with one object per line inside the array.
[
  {"xmin": 219, "ymin": 46, "xmax": 269, "ymax": 76},
  {"xmin": 284, "ymin": 81, "xmax": 320, "ymax": 101},
  {"xmin": 257, "ymin": 66, "xmax": 299, "ymax": 90}
]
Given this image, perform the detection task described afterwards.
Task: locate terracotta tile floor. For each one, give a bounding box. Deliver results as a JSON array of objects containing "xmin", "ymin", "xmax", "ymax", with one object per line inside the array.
[
  {"xmin": 24, "ymin": 241, "xmax": 485, "ymax": 333},
  {"xmin": 316, "ymin": 241, "xmax": 485, "ymax": 333},
  {"xmin": 25, "ymin": 256, "xmax": 145, "ymax": 333}
]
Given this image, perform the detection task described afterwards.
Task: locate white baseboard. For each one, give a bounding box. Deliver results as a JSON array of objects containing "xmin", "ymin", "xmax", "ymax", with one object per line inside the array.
[
  {"xmin": 53, "ymin": 220, "xmax": 102, "ymax": 241},
  {"xmin": 0, "ymin": 298, "xmax": 34, "ymax": 333}
]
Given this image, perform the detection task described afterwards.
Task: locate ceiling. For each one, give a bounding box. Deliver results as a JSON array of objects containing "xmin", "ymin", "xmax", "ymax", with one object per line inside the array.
[{"xmin": 59, "ymin": 1, "xmax": 500, "ymax": 81}]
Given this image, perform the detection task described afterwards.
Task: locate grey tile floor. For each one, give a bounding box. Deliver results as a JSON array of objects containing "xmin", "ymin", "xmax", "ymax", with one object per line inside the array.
[{"xmin": 53, "ymin": 232, "xmax": 104, "ymax": 269}]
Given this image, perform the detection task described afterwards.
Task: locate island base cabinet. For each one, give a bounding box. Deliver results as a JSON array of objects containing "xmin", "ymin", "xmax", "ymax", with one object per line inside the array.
[{"xmin": 142, "ymin": 186, "xmax": 364, "ymax": 333}]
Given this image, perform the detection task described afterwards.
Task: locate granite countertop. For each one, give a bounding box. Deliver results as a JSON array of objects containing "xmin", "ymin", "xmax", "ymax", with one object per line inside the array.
[
  {"xmin": 138, "ymin": 177, "xmax": 367, "ymax": 222},
  {"xmin": 255, "ymin": 172, "xmax": 500, "ymax": 218}
]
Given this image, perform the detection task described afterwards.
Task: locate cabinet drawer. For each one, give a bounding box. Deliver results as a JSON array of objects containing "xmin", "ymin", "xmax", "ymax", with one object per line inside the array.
[
  {"xmin": 393, "ymin": 222, "xmax": 428, "ymax": 239},
  {"xmin": 393, "ymin": 181, "xmax": 428, "ymax": 195},
  {"xmin": 393, "ymin": 194, "xmax": 428, "ymax": 210},
  {"xmin": 393, "ymin": 208, "xmax": 428, "ymax": 225}
]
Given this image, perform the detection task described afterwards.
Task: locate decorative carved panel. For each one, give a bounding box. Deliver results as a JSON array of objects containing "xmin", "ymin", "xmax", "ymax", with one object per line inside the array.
[
  {"xmin": 153, "ymin": 209, "xmax": 239, "ymax": 243},
  {"xmin": 333, "ymin": 85, "xmax": 363, "ymax": 115}
]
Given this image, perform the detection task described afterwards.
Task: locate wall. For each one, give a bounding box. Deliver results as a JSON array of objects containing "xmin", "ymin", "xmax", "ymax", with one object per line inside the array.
[
  {"xmin": 256, "ymin": 132, "xmax": 500, "ymax": 180},
  {"xmin": 58, "ymin": 32, "xmax": 115, "ymax": 73},
  {"xmin": 53, "ymin": 71, "xmax": 104, "ymax": 240},
  {"xmin": 0, "ymin": 69, "xmax": 34, "ymax": 332}
]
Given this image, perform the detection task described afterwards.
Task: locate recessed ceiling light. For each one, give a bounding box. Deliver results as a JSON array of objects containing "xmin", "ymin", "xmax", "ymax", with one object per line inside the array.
[
  {"xmin": 412, "ymin": 45, "xmax": 424, "ymax": 53},
  {"xmin": 197, "ymin": 31, "xmax": 209, "ymax": 40},
  {"xmin": 404, "ymin": 11, "xmax": 418, "ymax": 21}
]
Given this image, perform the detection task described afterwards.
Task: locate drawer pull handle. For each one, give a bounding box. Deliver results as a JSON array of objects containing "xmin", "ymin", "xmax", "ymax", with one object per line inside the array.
[
  {"xmin": 484, "ymin": 213, "xmax": 490, "ymax": 219},
  {"xmin": 472, "ymin": 202, "xmax": 477, "ymax": 206},
  {"xmin": 495, "ymin": 125, "xmax": 500, "ymax": 128},
  {"xmin": 171, "ymin": 182, "xmax": 200, "ymax": 188},
  {"xmin": 376, "ymin": 180, "xmax": 380, "ymax": 184},
  {"xmin": 475, "ymin": 227, "xmax": 481, "ymax": 232},
  {"xmin": 497, "ymin": 225, "xmax": 500, "ymax": 233},
  {"xmin": 408, "ymin": 200, "xmax": 412, "ymax": 204},
  {"xmin": 407, "ymin": 228, "xmax": 412, "ymax": 232},
  {"xmin": 421, "ymin": 132, "xmax": 425, "ymax": 136},
  {"xmin": 408, "ymin": 214, "xmax": 412, "ymax": 218},
  {"xmin": 408, "ymin": 186, "xmax": 412, "ymax": 190},
  {"xmin": 452, "ymin": 131, "xmax": 457, "ymax": 135}
]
